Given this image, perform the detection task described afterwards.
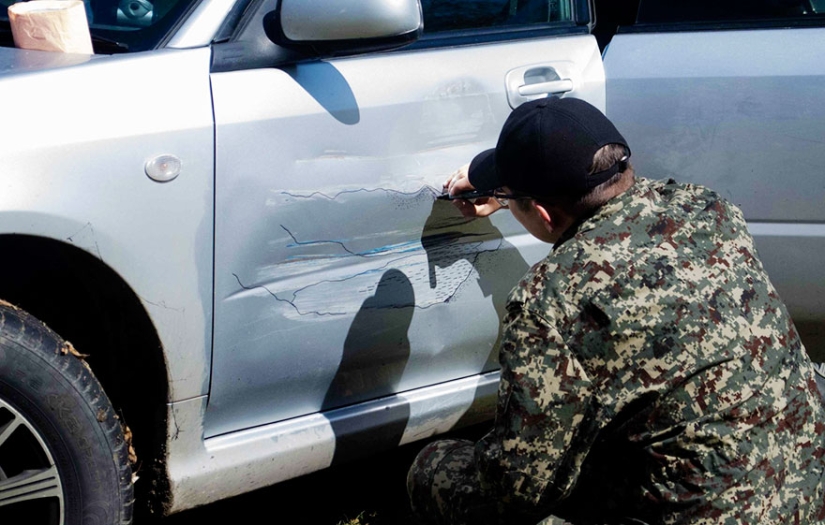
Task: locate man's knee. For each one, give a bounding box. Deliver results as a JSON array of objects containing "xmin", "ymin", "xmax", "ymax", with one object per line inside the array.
[{"xmin": 407, "ymin": 439, "xmax": 493, "ymax": 525}]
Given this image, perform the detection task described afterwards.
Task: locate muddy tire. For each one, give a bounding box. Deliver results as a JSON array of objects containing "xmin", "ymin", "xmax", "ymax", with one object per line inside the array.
[{"xmin": 0, "ymin": 303, "xmax": 133, "ymax": 525}]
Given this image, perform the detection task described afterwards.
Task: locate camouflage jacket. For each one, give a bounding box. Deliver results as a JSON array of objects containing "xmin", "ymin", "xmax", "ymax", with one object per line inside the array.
[{"xmin": 476, "ymin": 178, "xmax": 825, "ymax": 525}]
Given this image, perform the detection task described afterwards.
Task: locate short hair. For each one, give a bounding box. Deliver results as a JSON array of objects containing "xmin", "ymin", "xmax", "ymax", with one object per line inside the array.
[
  {"xmin": 515, "ymin": 143, "xmax": 633, "ymax": 216},
  {"xmin": 575, "ymin": 143, "xmax": 633, "ymax": 212}
]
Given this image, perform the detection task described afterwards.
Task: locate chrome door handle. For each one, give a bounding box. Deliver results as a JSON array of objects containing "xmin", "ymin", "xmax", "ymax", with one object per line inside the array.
[
  {"xmin": 517, "ymin": 79, "xmax": 574, "ymax": 97},
  {"xmin": 506, "ymin": 64, "xmax": 575, "ymax": 108}
]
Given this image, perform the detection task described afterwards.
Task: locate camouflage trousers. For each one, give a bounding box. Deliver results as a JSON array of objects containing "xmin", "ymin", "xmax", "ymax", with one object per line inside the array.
[{"xmin": 407, "ymin": 439, "xmax": 572, "ymax": 525}]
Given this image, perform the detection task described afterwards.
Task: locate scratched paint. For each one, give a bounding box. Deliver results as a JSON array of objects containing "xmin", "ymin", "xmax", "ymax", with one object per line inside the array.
[
  {"xmin": 206, "ymin": 54, "xmax": 548, "ymax": 437},
  {"xmin": 207, "ymin": 177, "xmax": 536, "ymax": 437},
  {"xmin": 231, "ymin": 186, "xmax": 508, "ymax": 318}
]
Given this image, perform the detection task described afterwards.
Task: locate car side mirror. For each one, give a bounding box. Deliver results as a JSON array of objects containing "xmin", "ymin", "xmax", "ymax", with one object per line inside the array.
[{"xmin": 264, "ymin": 0, "xmax": 422, "ymax": 58}]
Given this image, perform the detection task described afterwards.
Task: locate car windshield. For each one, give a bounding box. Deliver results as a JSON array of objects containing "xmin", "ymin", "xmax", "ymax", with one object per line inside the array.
[{"xmin": 0, "ymin": 0, "xmax": 201, "ymax": 52}]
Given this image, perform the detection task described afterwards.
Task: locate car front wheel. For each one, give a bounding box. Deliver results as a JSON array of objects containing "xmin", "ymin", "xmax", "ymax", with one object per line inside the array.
[{"xmin": 0, "ymin": 303, "xmax": 133, "ymax": 525}]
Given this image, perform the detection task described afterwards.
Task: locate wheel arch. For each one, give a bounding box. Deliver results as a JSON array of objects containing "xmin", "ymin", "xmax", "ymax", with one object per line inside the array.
[{"xmin": 0, "ymin": 233, "xmax": 172, "ymax": 515}]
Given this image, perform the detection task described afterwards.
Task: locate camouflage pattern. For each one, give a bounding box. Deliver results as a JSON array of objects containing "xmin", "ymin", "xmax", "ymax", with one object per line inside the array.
[
  {"xmin": 407, "ymin": 439, "xmax": 575, "ymax": 525},
  {"xmin": 409, "ymin": 178, "xmax": 825, "ymax": 525},
  {"xmin": 407, "ymin": 439, "xmax": 495, "ymax": 525}
]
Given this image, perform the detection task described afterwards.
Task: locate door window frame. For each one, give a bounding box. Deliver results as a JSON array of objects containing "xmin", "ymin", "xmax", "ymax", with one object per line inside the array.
[
  {"xmin": 622, "ymin": 0, "xmax": 825, "ymax": 34},
  {"xmin": 211, "ymin": 0, "xmax": 592, "ymax": 72}
]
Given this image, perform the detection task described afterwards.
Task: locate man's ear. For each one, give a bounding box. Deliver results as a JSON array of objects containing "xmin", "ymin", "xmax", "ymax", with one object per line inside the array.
[{"xmin": 532, "ymin": 201, "xmax": 556, "ymax": 233}]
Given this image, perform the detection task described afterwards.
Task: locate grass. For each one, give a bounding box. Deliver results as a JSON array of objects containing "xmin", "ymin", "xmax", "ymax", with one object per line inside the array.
[{"xmin": 337, "ymin": 511, "xmax": 378, "ymax": 525}]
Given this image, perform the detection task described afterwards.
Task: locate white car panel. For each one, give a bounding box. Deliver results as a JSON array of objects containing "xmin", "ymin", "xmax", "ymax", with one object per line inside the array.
[
  {"xmin": 208, "ymin": 34, "xmax": 605, "ymax": 438},
  {"xmin": 604, "ymin": 27, "xmax": 825, "ymax": 358},
  {"xmin": 0, "ymin": 47, "xmax": 215, "ymax": 401}
]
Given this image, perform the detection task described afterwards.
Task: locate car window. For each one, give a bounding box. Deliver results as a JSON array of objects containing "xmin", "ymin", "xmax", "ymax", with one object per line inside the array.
[
  {"xmin": 421, "ymin": 0, "xmax": 574, "ymax": 33},
  {"xmin": 0, "ymin": 0, "xmax": 200, "ymax": 52},
  {"xmin": 636, "ymin": 0, "xmax": 824, "ymax": 24}
]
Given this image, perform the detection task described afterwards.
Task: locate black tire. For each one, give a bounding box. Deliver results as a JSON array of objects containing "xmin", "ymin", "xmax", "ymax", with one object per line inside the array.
[{"xmin": 0, "ymin": 303, "xmax": 133, "ymax": 525}]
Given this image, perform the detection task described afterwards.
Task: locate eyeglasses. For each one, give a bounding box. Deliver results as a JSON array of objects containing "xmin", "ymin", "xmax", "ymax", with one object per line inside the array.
[{"xmin": 491, "ymin": 191, "xmax": 524, "ymax": 208}]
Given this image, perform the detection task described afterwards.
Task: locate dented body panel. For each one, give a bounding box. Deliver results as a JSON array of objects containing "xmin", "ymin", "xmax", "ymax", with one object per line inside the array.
[{"xmin": 208, "ymin": 35, "xmax": 604, "ymax": 437}]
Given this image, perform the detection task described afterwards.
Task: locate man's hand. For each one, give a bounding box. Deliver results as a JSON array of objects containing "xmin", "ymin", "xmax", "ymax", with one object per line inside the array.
[{"xmin": 443, "ymin": 163, "xmax": 504, "ymax": 218}]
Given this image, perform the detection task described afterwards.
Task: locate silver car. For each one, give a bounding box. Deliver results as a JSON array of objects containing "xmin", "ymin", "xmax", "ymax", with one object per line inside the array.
[{"xmin": 0, "ymin": 0, "xmax": 822, "ymax": 522}]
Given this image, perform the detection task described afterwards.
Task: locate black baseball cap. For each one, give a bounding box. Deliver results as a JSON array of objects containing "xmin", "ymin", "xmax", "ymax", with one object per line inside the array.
[{"xmin": 468, "ymin": 97, "xmax": 630, "ymax": 197}]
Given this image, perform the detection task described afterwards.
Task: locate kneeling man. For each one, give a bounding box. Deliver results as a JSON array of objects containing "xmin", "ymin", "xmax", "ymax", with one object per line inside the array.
[{"xmin": 408, "ymin": 97, "xmax": 825, "ymax": 525}]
